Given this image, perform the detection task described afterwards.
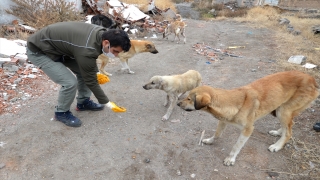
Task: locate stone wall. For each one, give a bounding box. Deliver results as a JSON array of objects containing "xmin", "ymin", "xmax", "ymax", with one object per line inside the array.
[
  {"xmin": 212, "ymin": 0, "xmax": 320, "ymax": 9},
  {"xmin": 278, "ymin": 0, "xmax": 320, "ymax": 9}
]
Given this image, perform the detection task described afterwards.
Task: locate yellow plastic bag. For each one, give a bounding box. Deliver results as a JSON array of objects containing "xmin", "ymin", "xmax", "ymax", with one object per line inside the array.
[
  {"xmin": 97, "ymin": 73, "xmax": 110, "ymax": 84},
  {"xmin": 109, "ymin": 102, "xmax": 126, "ymax": 113}
]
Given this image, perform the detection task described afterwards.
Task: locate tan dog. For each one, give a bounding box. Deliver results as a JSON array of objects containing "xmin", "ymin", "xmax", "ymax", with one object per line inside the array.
[
  {"xmin": 143, "ymin": 70, "xmax": 202, "ymax": 121},
  {"xmin": 97, "ymin": 40, "xmax": 158, "ymax": 76},
  {"xmin": 177, "ymin": 71, "xmax": 319, "ymax": 166},
  {"xmin": 163, "ymin": 20, "xmax": 186, "ymax": 44}
]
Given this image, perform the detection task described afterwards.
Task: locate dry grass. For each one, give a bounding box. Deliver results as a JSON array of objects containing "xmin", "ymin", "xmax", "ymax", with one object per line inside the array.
[
  {"xmin": 5, "ymin": 0, "xmax": 83, "ymax": 30},
  {"xmin": 231, "ymin": 6, "xmax": 320, "ymax": 82}
]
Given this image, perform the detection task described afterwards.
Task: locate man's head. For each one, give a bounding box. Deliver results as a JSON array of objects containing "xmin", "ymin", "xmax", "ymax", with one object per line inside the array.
[{"xmin": 101, "ymin": 29, "xmax": 131, "ymax": 57}]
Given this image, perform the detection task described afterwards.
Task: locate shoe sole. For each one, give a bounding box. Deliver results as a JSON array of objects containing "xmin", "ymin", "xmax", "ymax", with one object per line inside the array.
[
  {"xmin": 54, "ymin": 117, "xmax": 82, "ymax": 127},
  {"xmin": 76, "ymin": 107, "xmax": 105, "ymax": 111}
]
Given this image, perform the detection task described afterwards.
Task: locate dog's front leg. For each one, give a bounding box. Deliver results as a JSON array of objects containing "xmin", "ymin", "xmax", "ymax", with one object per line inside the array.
[
  {"xmin": 119, "ymin": 59, "xmax": 134, "ymax": 74},
  {"xmin": 99, "ymin": 57, "xmax": 112, "ymax": 76},
  {"xmin": 202, "ymin": 121, "xmax": 227, "ymax": 144},
  {"xmin": 162, "ymin": 94, "xmax": 177, "ymax": 121},
  {"xmin": 223, "ymin": 125, "xmax": 253, "ymax": 166},
  {"xmin": 163, "ymin": 94, "xmax": 170, "ymax": 107}
]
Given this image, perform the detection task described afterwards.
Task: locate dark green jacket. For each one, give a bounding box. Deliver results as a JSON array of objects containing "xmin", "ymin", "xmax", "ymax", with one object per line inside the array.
[{"xmin": 27, "ymin": 21, "xmax": 109, "ymax": 104}]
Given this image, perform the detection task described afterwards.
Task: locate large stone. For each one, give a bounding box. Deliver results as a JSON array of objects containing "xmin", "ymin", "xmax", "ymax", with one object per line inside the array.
[
  {"xmin": 288, "ymin": 55, "xmax": 306, "ymax": 64},
  {"xmin": 279, "ymin": 18, "xmax": 290, "ymax": 25}
]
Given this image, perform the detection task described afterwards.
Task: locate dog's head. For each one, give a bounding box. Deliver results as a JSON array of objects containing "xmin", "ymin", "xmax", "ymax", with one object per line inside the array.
[
  {"xmin": 177, "ymin": 86, "xmax": 211, "ymax": 111},
  {"xmin": 145, "ymin": 41, "xmax": 158, "ymax": 54},
  {"xmin": 143, "ymin": 76, "xmax": 167, "ymax": 90},
  {"xmin": 132, "ymin": 40, "xmax": 158, "ymax": 54}
]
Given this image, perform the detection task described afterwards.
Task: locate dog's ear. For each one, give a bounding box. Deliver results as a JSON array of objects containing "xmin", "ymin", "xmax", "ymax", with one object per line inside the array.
[
  {"xmin": 194, "ymin": 94, "xmax": 211, "ymax": 110},
  {"xmin": 159, "ymin": 78, "xmax": 167, "ymax": 90}
]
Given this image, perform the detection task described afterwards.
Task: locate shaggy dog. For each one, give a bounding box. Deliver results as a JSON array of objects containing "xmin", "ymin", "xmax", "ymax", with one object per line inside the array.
[
  {"xmin": 97, "ymin": 40, "xmax": 158, "ymax": 76},
  {"xmin": 178, "ymin": 71, "xmax": 319, "ymax": 166},
  {"xmin": 143, "ymin": 70, "xmax": 202, "ymax": 121}
]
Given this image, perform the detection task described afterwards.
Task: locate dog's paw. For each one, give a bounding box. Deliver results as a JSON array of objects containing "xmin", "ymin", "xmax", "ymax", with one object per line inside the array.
[
  {"xmin": 223, "ymin": 156, "xmax": 235, "ymax": 166},
  {"xmin": 268, "ymin": 144, "xmax": 282, "ymax": 152},
  {"xmin": 129, "ymin": 70, "xmax": 135, "ymax": 74},
  {"xmin": 268, "ymin": 130, "xmax": 281, "ymax": 137},
  {"xmin": 202, "ymin": 137, "xmax": 214, "ymax": 145},
  {"xmin": 101, "ymin": 71, "xmax": 112, "ymax": 76},
  {"xmin": 162, "ymin": 115, "xmax": 169, "ymax": 121}
]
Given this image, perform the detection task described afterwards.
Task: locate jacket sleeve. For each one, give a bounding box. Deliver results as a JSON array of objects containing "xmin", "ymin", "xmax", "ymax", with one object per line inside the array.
[{"xmin": 74, "ymin": 54, "xmax": 110, "ymax": 104}]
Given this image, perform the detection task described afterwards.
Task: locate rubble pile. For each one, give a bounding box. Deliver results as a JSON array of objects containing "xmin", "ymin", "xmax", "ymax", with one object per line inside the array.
[
  {"xmin": 82, "ymin": 0, "xmax": 177, "ymax": 38},
  {"xmin": 0, "ymin": 39, "xmax": 58, "ymax": 115}
]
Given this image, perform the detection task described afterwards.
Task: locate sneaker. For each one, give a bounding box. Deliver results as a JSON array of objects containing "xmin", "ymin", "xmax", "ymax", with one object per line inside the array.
[
  {"xmin": 76, "ymin": 98, "xmax": 104, "ymax": 111},
  {"xmin": 314, "ymin": 122, "xmax": 320, "ymax": 132},
  {"xmin": 55, "ymin": 111, "xmax": 82, "ymax": 127}
]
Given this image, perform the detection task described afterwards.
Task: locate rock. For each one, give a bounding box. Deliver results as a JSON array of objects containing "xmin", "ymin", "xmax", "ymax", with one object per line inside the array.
[
  {"xmin": 176, "ymin": 170, "xmax": 182, "ymax": 176},
  {"xmin": 267, "ymin": 171, "xmax": 279, "ymax": 178},
  {"xmin": 0, "ymin": 163, "xmax": 5, "ymax": 169},
  {"xmin": 279, "ymin": 18, "xmax": 290, "ymax": 25},
  {"xmin": 288, "ymin": 55, "xmax": 306, "ymax": 64},
  {"xmin": 312, "ymin": 25, "xmax": 320, "ymax": 34},
  {"xmin": 292, "ymin": 30, "xmax": 301, "ymax": 36},
  {"xmin": 27, "ymin": 74, "xmax": 36, "ymax": 78},
  {"xmin": 14, "ymin": 78, "xmax": 22, "ymax": 84},
  {"xmin": 2, "ymin": 64, "xmax": 19, "ymax": 72}
]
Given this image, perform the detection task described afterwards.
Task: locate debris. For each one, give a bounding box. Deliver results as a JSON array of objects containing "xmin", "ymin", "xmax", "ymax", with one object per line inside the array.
[
  {"xmin": 227, "ymin": 46, "xmax": 245, "ymax": 49},
  {"xmin": 267, "ymin": 171, "xmax": 280, "ymax": 178},
  {"xmin": 0, "ymin": 163, "xmax": 5, "ymax": 169},
  {"xmin": 302, "ymin": 63, "xmax": 317, "ymax": 69},
  {"xmin": 176, "ymin": 170, "xmax": 182, "ymax": 176},
  {"xmin": 190, "ymin": 173, "xmax": 196, "ymax": 178},
  {"xmin": 170, "ymin": 119, "xmax": 181, "ymax": 123},
  {"xmin": 0, "ymin": 142, "xmax": 6, "ymax": 148},
  {"xmin": 144, "ymin": 158, "xmax": 150, "ymax": 163},
  {"xmin": 83, "ymin": 0, "xmax": 176, "ymax": 37},
  {"xmin": 193, "ymin": 43, "xmax": 244, "ymax": 61},
  {"xmin": 287, "ymin": 55, "xmax": 306, "ymax": 65},
  {"xmin": 214, "ymin": 169, "xmax": 218, "ymax": 172}
]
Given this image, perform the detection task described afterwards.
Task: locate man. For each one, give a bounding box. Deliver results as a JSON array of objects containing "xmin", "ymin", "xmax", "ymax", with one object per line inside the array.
[{"xmin": 27, "ymin": 21, "xmax": 131, "ymax": 127}]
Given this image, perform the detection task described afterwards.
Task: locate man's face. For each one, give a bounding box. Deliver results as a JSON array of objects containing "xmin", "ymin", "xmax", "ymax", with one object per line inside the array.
[{"xmin": 102, "ymin": 40, "xmax": 123, "ymax": 57}]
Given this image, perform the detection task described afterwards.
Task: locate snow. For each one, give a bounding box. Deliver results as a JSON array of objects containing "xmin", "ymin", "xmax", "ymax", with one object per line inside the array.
[{"xmin": 0, "ymin": 38, "xmax": 27, "ymax": 59}]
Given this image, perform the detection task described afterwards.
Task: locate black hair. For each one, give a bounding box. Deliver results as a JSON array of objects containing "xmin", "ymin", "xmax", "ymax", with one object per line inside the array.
[{"xmin": 101, "ymin": 29, "xmax": 131, "ymax": 52}]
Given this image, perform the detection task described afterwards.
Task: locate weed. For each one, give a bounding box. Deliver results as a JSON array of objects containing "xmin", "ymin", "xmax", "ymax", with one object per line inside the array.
[{"xmin": 5, "ymin": 0, "xmax": 83, "ymax": 30}]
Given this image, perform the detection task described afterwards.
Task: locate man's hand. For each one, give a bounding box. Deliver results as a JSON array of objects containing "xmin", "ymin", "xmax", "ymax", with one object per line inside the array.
[{"xmin": 106, "ymin": 101, "xmax": 126, "ymax": 112}]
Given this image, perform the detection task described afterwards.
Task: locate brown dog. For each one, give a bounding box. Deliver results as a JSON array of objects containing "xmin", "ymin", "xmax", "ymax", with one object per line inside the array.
[
  {"xmin": 97, "ymin": 39, "xmax": 158, "ymax": 76},
  {"xmin": 143, "ymin": 70, "xmax": 202, "ymax": 121},
  {"xmin": 178, "ymin": 71, "xmax": 319, "ymax": 166},
  {"xmin": 163, "ymin": 20, "xmax": 186, "ymax": 44}
]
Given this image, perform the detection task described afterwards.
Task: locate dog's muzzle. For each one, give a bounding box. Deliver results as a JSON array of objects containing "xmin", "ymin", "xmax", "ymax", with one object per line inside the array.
[
  {"xmin": 151, "ymin": 50, "xmax": 158, "ymax": 54},
  {"xmin": 143, "ymin": 85, "xmax": 148, "ymax": 90}
]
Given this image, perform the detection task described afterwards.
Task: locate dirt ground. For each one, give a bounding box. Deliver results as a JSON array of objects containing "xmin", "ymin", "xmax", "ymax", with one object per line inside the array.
[{"xmin": 0, "ymin": 18, "xmax": 320, "ymax": 180}]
